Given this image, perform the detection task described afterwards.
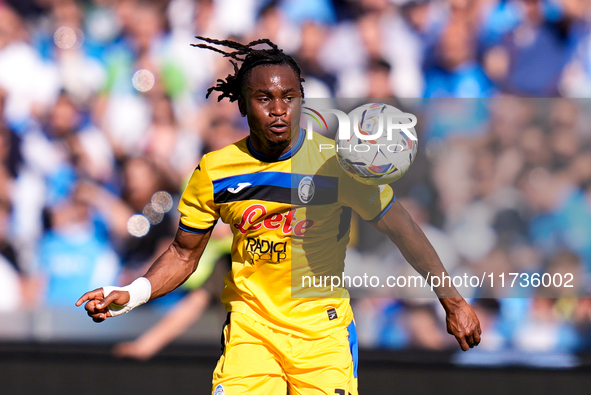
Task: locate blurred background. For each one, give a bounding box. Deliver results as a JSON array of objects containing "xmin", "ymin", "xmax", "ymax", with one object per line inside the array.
[{"xmin": 3, "ymin": 0, "xmax": 591, "ymax": 393}]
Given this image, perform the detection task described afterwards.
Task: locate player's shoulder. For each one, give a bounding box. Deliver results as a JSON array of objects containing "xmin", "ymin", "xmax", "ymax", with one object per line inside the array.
[
  {"xmin": 306, "ymin": 129, "xmax": 335, "ymax": 146},
  {"xmin": 201, "ymin": 137, "xmax": 250, "ymax": 169},
  {"xmin": 302, "ymin": 130, "xmax": 337, "ymax": 159}
]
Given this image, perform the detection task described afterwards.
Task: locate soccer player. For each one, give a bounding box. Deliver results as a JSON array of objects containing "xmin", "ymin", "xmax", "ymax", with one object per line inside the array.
[{"xmin": 77, "ymin": 37, "xmax": 481, "ymax": 395}]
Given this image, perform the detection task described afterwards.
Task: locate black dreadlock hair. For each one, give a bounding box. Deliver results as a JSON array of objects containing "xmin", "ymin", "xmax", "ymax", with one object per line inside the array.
[{"xmin": 191, "ymin": 36, "xmax": 304, "ymax": 102}]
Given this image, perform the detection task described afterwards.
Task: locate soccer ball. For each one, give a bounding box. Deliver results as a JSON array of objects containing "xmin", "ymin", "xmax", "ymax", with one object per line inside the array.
[{"xmin": 335, "ymin": 103, "xmax": 418, "ymax": 185}]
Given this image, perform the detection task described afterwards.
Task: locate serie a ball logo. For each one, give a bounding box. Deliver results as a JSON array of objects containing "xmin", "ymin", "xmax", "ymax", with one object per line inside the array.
[{"xmin": 336, "ymin": 103, "xmax": 418, "ymax": 186}]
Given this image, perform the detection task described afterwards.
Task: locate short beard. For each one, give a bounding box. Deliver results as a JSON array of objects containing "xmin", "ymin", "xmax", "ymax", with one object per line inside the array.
[{"xmin": 266, "ymin": 138, "xmax": 290, "ymax": 152}]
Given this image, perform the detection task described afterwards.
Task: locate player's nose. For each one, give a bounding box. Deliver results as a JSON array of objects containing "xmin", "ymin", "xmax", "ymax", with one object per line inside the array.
[{"xmin": 269, "ymin": 99, "xmax": 288, "ymax": 116}]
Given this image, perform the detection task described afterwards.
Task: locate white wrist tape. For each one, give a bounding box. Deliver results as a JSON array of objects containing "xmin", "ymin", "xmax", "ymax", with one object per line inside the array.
[{"xmin": 102, "ymin": 277, "xmax": 152, "ymax": 317}]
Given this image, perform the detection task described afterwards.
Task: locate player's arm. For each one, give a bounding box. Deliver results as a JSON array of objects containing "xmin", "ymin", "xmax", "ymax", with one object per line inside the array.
[
  {"xmin": 371, "ymin": 201, "xmax": 481, "ymax": 351},
  {"xmin": 75, "ymin": 228, "xmax": 212, "ymax": 322}
]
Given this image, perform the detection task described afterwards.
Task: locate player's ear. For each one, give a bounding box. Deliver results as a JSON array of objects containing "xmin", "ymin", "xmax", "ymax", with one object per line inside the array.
[{"xmin": 238, "ymin": 95, "xmax": 247, "ymax": 117}]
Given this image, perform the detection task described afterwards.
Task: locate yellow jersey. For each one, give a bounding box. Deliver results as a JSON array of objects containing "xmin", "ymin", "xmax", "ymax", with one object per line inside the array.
[{"xmin": 178, "ymin": 129, "xmax": 394, "ymax": 338}]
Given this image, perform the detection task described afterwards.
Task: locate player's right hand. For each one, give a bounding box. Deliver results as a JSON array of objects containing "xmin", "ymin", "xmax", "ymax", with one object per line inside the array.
[{"xmin": 75, "ymin": 288, "xmax": 130, "ymax": 323}]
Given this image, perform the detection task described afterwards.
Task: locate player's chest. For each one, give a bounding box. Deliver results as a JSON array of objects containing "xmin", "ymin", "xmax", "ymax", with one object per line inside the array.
[
  {"xmin": 221, "ymin": 200, "xmax": 344, "ymax": 240},
  {"xmin": 220, "ymin": 201, "xmax": 299, "ymax": 236}
]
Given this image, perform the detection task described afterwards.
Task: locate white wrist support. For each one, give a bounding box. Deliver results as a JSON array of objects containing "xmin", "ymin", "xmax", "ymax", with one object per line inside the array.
[{"xmin": 102, "ymin": 277, "xmax": 152, "ymax": 317}]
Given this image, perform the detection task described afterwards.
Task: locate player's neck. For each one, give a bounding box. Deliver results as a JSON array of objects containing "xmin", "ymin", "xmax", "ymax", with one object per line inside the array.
[{"xmin": 250, "ymin": 127, "xmax": 301, "ymax": 159}]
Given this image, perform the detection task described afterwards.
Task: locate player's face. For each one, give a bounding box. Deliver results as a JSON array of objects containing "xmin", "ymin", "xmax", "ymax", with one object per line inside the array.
[{"xmin": 239, "ymin": 64, "xmax": 302, "ymax": 157}]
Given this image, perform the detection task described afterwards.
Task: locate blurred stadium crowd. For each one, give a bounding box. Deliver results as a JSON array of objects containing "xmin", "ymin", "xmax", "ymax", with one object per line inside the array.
[{"xmin": 3, "ymin": 0, "xmax": 591, "ymax": 359}]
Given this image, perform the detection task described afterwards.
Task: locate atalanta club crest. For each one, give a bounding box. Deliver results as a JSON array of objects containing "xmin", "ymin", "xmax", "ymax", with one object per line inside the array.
[{"xmin": 298, "ymin": 176, "xmax": 315, "ymax": 204}]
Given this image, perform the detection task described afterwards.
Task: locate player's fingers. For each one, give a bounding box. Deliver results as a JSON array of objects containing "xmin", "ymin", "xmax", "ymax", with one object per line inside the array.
[
  {"xmin": 87, "ymin": 309, "xmax": 105, "ymax": 320},
  {"xmin": 466, "ymin": 333, "xmax": 476, "ymax": 348},
  {"xmin": 84, "ymin": 299, "xmax": 100, "ymax": 314},
  {"xmin": 474, "ymin": 328, "xmax": 482, "ymax": 346},
  {"xmin": 91, "ymin": 313, "xmax": 107, "ymax": 323},
  {"xmin": 456, "ymin": 334, "xmax": 470, "ymax": 351},
  {"xmin": 75, "ymin": 289, "xmax": 104, "ymax": 306},
  {"xmin": 468, "ymin": 320, "xmax": 483, "ymax": 346},
  {"xmin": 97, "ymin": 291, "xmax": 130, "ymax": 309}
]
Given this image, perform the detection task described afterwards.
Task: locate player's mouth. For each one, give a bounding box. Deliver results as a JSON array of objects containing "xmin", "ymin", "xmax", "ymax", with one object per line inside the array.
[{"xmin": 268, "ymin": 121, "xmax": 289, "ymax": 134}]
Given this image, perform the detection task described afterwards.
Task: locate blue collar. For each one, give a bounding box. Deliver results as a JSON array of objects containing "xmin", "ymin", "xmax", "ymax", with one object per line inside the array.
[{"xmin": 247, "ymin": 127, "xmax": 305, "ymax": 162}]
